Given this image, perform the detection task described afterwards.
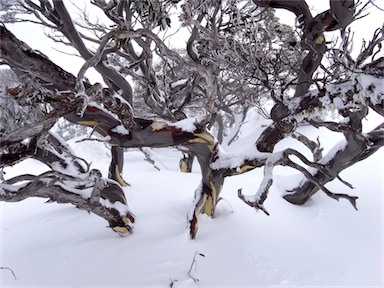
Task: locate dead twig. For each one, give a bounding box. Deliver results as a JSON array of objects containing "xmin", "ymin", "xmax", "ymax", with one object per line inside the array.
[
  {"xmin": 139, "ymin": 148, "xmax": 161, "ymax": 171},
  {"xmin": 188, "ymin": 251, "xmax": 205, "ymax": 283},
  {"xmin": 169, "ymin": 278, "xmax": 177, "ymax": 287},
  {"xmin": 0, "ymin": 266, "xmax": 17, "ymax": 280}
]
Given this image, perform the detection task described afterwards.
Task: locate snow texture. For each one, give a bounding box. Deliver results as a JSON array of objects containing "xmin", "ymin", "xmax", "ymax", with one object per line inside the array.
[
  {"xmin": 172, "ymin": 117, "xmax": 199, "ymax": 133},
  {"xmin": 171, "ymin": 78, "xmax": 189, "ymax": 88},
  {"xmin": 111, "ymin": 124, "xmax": 130, "ymax": 135}
]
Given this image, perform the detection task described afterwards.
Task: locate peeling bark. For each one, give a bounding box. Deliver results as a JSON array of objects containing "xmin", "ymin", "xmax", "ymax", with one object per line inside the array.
[{"xmin": 0, "ymin": 172, "xmax": 134, "ymax": 235}]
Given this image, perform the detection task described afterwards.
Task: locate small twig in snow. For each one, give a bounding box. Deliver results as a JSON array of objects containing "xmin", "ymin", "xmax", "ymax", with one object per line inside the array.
[
  {"xmin": 188, "ymin": 251, "xmax": 205, "ymax": 283},
  {"xmin": 216, "ymin": 197, "xmax": 234, "ymax": 214},
  {"xmin": 0, "ymin": 267, "xmax": 17, "ymax": 280},
  {"xmin": 139, "ymin": 148, "xmax": 161, "ymax": 171},
  {"xmin": 169, "ymin": 278, "xmax": 178, "ymax": 287}
]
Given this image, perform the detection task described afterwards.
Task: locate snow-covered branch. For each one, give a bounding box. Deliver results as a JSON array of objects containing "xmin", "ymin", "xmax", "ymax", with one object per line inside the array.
[{"xmin": 0, "ymin": 170, "xmax": 134, "ymax": 235}]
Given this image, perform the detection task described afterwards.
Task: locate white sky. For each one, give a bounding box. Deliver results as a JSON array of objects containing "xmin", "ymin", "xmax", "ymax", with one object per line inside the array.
[{"xmin": 4, "ymin": 0, "xmax": 384, "ymax": 84}]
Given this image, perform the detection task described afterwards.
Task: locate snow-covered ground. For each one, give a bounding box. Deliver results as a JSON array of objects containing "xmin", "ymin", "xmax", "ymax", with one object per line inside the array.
[{"xmin": 1, "ymin": 113, "xmax": 383, "ymax": 287}]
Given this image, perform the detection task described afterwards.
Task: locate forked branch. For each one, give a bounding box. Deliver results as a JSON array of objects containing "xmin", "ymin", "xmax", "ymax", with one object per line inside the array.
[{"xmin": 236, "ymin": 147, "xmax": 359, "ymax": 213}]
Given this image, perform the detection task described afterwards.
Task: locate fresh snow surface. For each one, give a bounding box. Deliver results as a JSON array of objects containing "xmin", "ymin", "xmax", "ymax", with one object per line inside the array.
[
  {"xmin": 173, "ymin": 118, "xmax": 199, "ymax": 133},
  {"xmin": 1, "ymin": 113, "xmax": 383, "ymax": 288}
]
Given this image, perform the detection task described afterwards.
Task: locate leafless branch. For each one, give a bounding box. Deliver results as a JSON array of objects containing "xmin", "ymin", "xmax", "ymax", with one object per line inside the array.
[
  {"xmin": 356, "ymin": 26, "xmax": 384, "ymax": 66},
  {"xmin": 0, "ymin": 267, "xmax": 17, "ymax": 280},
  {"xmin": 187, "ymin": 251, "xmax": 205, "ymax": 283},
  {"xmin": 291, "ymin": 132, "xmax": 323, "ymax": 162}
]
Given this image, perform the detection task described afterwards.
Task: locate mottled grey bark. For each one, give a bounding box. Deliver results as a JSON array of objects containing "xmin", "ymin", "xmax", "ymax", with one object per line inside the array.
[{"xmin": 284, "ymin": 116, "xmax": 384, "ymax": 205}]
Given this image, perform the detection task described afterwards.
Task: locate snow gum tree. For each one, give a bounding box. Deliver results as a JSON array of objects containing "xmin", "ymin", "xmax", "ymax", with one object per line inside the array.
[{"xmin": 0, "ymin": 0, "xmax": 383, "ymax": 238}]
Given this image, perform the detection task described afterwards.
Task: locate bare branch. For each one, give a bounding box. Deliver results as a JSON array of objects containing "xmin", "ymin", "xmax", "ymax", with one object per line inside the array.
[
  {"xmin": 283, "ymin": 156, "xmax": 358, "ymax": 210},
  {"xmin": 356, "ymin": 26, "xmax": 384, "ymax": 66},
  {"xmin": 291, "ymin": 132, "xmax": 323, "ymax": 162},
  {"xmin": 0, "ymin": 267, "xmax": 17, "ymax": 280}
]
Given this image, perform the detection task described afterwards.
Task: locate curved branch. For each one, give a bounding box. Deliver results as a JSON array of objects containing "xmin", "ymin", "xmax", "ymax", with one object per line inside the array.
[
  {"xmin": 252, "ymin": 0, "xmax": 313, "ymax": 28},
  {"xmin": 284, "ymin": 122, "xmax": 383, "ymax": 205},
  {"xmin": 283, "ymin": 156, "xmax": 358, "ymax": 209},
  {"xmin": 291, "ymin": 132, "xmax": 323, "ymax": 162},
  {"xmin": 186, "ymin": 13, "xmax": 205, "ymax": 62},
  {"xmin": 0, "ymin": 171, "xmax": 134, "ymax": 235},
  {"xmin": 53, "ymin": 1, "xmax": 133, "ymax": 103}
]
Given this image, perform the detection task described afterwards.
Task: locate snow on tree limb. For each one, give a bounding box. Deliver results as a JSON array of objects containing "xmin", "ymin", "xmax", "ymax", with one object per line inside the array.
[{"xmin": 0, "ymin": 170, "xmax": 134, "ymax": 235}]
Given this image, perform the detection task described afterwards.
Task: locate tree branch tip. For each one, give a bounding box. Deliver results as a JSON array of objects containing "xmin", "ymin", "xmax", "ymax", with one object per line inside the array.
[
  {"xmin": 256, "ymin": 203, "xmax": 270, "ymax": 216},
  {"xmin": 111, "ymin": 225, "xmax": 133, "ymax": 236},
  {"xmin": 350, "ymin": 197, "xmax": 359, "ymax": 211},
  {"xmin": 237, "ymin": 188, "xmax": 270, "ymax": 215},
  {"xmin": 331, "ymin": 193, "xmax": 358, "ymax": 210}
]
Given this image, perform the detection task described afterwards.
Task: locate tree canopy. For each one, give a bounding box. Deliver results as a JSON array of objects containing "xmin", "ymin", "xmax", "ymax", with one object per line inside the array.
[{"xmin": 1, "ymin": 0, "xmax": 383, "ymax": 238}]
